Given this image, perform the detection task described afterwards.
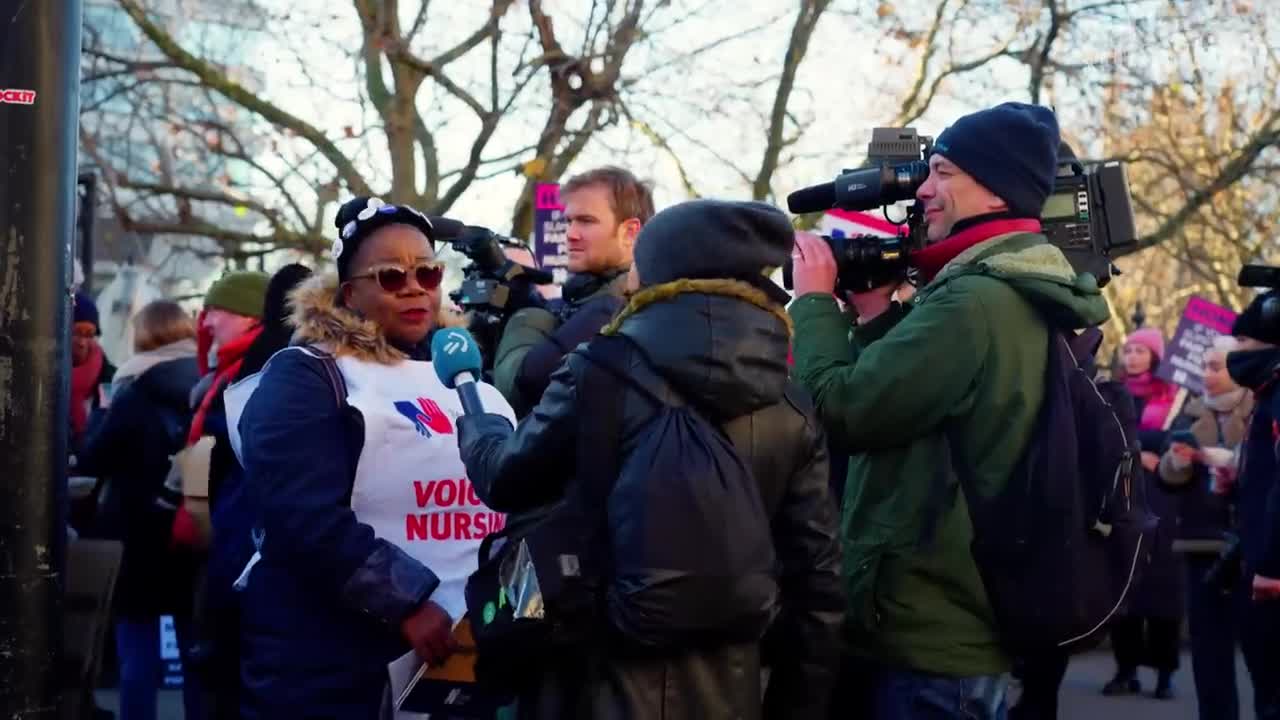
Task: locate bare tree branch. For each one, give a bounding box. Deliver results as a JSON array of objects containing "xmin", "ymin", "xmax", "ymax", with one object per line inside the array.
[
  {"xmin": 115, "ymin": 0, "xmax": 374, "ymax": 196},
  {"xmin": 752, "ymin": 0, "xmax": 831, "ymax": 201},
  {"xmin": 1121, "ymin": 109, "xmax": 1280, "ymax": 255}
]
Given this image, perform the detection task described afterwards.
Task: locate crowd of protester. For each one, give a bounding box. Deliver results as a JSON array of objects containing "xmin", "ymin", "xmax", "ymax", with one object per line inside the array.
[{"xmin": 65, "ymin": 101, "xmax": 1280, "ymax": 720}]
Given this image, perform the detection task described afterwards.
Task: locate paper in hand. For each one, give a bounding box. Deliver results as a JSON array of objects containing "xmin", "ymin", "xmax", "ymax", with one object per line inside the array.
[{"xmin": 391, "ymin": 618, "xmax": 503, "ymax": 718}]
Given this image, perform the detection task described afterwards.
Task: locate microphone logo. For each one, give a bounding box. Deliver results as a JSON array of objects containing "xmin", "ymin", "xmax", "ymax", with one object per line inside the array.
[{"xmin": 443, "ymin": 331, "xmax": 470, "ymax": 355}]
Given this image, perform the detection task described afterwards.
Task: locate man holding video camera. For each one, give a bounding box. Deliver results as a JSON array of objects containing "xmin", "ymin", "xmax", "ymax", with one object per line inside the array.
[
  {"xmin": 493, "ymin": 166, "xmax": 653, "ymax": 416},
  {"xmin": 788, "ymin": 103, "xmax": 1110, "ymax": 719}
]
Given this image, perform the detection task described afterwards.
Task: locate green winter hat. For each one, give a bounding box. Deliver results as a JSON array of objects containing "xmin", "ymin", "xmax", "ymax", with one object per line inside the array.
[{"xmin": 203, "ymin": 271, "xmax": 269, "ymax": 318}]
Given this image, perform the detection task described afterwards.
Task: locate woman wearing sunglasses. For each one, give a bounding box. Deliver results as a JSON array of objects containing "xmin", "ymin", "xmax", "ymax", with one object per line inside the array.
[{"xmin": 230, "ymin": 197, "xmax": 515, "ymax": 720}]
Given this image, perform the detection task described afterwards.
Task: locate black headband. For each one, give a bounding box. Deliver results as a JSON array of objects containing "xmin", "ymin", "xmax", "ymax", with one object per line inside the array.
[{"xmin": 333, "ymin": 197, "xmax": 436, "ymax": 280}]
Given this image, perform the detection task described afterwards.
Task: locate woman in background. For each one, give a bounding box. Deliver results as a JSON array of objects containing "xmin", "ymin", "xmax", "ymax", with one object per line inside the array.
[
  {"xmin": 1161, "ymin": 335, "xmax": 1255, "ymax": 720},
  {"xmin": 77, "ymin": 301, "xmax": 203, "ymax": 720},
  {"xmin": 1103, "ymin": 327, "xmax": 1185, "ymax": 700}
]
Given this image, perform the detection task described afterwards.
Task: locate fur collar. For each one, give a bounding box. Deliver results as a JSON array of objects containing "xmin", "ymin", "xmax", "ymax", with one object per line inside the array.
[
  {"xmin": 288, "ymin": 273, "xmax": 461, "ymax": 365},
  {"xmin": 601, "ymin": 278, "xmax": 792, "ymax": 337}
]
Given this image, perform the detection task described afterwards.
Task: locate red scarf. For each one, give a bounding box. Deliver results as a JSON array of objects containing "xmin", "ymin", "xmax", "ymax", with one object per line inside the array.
[
  {"xmin": 912, "ymin": 218, "xmax": 1043, "ymax": 283},
  {"xmin": 70, "ymin": 342, "xmax": 104, "ymax": 438},
  {"xmin": 187, "ymin": 325, "xmax": 262, "ymax": 446},
  {"xmin": 1126, "ymin": 372, "xmax": 1176, "ymax": 431}
]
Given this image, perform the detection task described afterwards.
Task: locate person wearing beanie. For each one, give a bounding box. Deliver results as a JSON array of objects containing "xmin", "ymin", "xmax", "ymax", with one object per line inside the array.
[
  {"xmin": 68, "ymin": 291, "xmax": 118, "ymax": 541},
  {"xmin": 1222, "ymin": 289, "xmax": 1280, "ymax": 719},
  {"xmin": 186, "ymin": 270, "xmax": 270, "ymax": 465},
  {"xmin": 788, "ymin": 102, "xmax": 1110, "ymax": 719},
  {"xmin": 165, "ymin": 270, "xmax": 271, "ymax": 716},
  {"xmin": 229, "ymin": 196, "xmax": 515, "ymax": 719},
  {"xmin": 190, "ymin": 263, "xmax": 315, "ymax": 720},
  {"xmin": 456, "ymin": 198, "xmax": 842, "ymax": 718},
  {"xmin": 1100, "ymin": 327, "xmax": 1185, "ymax": 700},
  {"xmin": 494, "ymin": 166, "xmax": 654, "ymax": 418},
  {"xmin": 69, "ymin": 291, "xmax": 116, "ymax": 448}
]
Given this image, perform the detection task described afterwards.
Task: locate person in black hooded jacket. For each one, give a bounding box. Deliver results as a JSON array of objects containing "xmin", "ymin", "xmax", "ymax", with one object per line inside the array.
[
  {"xmin": 1222, "ymin": 290, "xmax": 1280, "ymax": 720},
  {"xmin": 459, "ymin": 199, "xmax": 844, "ymax": 720}
]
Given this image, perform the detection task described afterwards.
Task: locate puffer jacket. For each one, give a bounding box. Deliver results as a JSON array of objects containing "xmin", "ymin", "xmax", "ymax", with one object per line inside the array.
[
  {"xmin": 235, "ymin": 274, "xmax": 475, "ymax": 720},
  {"xmin": 460, "ymin": 279, "xmax": 844, "ymax": 720}
]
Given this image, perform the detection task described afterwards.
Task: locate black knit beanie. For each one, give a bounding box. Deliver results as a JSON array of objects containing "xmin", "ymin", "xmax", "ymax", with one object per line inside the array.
[
  {"xmin": 931, "ymin": 102, "xmax": 1061, "ymax": 218},
  {"xmin": 633, "ymin": 199, "xmax": 792, "ymax": 304},
  {"xmin": 332, "ymin": 197, "xmax": 437, "ymax": 280},
  {"xmin": 73, "ymin": 292, "xmax": 100, "ymax": 334},
  {"xmin": 1232, "ymin": 290, "xmax": 1280, "ymax": 345}
]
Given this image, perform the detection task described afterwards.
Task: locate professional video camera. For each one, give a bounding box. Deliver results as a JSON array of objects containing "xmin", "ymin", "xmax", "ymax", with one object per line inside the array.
[
  {"xmin": 784, "ymin": 128, "xmax": 932, "ymax": 293},
  {"xmin": 784, "ymin": 128, "xmax": 1140, "ymax": 292},
  {"xmin": 434, "ymin": 218, "xmax": 553, "ymax": 371},
  {"xmin": 1041, "ymin": 145, "xmax": 1138, "ymax": 285}
]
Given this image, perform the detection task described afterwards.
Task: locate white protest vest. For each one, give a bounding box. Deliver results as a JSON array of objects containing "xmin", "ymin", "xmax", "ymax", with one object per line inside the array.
[{"xmin": 336, "ymin": 354, "xmax": 516, "ymax": 622}]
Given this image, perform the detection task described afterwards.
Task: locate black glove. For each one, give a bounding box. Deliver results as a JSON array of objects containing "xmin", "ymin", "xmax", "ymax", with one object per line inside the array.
[{"xmin": 503, "ymin": 273, "xmax": 548, "ymax": 314}]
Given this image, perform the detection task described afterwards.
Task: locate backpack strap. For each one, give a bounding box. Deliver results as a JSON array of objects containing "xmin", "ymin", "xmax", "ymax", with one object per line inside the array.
[
  {"xmin": 919, "ymin": 428, "xmax": 963, "ymax": 549},
  {"xmin": 569, "ymin": 335, "xmax": 630, "ymax": 553},
  {"xmin": 291, "ymin": 345, "xmax": 348, "ymax": 408}
]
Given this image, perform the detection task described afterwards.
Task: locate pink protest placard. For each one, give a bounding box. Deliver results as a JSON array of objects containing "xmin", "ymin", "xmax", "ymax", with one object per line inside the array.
[{"xmin": 1156, "ymin": 296, "xmax": 1238, "ymax": 393}]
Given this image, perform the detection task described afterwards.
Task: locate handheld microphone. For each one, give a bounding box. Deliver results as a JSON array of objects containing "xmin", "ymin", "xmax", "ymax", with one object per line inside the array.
[{"xmin": 430, "ymin": 328, "xmax": 486, "ymax": 416}]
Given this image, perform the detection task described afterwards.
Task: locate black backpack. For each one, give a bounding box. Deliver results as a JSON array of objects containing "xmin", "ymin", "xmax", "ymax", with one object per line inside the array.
[
  {"xmin": 935, "ymin": 326, "xmax": 1157, "ymax": 656},
  {"xmin": 586, "ymin": 335, "xmax": 778, "ymax": 649},
  {"xmin": 464, "ymin": 334, "xmax": 778, "ymax": 690}
]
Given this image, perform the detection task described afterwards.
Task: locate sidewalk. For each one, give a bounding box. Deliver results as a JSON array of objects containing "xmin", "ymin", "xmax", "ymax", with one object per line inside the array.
[
  {"xmin": 97, "ymin": 649, "xmax": 1250, "ymax": 719},
  {"xmin": 1048, "ymin": 649, "xmax": 1252, "ymax": 719}
]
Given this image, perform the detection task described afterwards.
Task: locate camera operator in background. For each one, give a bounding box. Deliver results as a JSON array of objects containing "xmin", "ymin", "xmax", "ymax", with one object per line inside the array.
[
  {"xmin": 788, "ymin": 103, "xmax": 1110, "ymax": 720},
  {"xmin": 1220, "ymin": 290, "xmax": 1280, "ymax": 720},
  {"xmin": 493, "ymin": 166, "xmax": 653, "ymax": 416}
]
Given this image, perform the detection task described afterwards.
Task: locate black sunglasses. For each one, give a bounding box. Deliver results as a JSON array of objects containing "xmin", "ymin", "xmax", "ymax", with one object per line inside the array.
[{"xmin": 349, "ymin": 262, "xmax": 444, "ymax": 293}]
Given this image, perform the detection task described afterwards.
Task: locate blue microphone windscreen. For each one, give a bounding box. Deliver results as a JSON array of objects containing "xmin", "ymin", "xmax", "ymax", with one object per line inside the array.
[{"xmin": 431, "ymin": 328, "xmax": 484, "ymax": 389}]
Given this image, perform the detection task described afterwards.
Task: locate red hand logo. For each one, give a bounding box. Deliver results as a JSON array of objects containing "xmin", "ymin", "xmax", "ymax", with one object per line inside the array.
[{"xmin": 416, "ymin": 397, "xmax": 453, "ymax": 435}]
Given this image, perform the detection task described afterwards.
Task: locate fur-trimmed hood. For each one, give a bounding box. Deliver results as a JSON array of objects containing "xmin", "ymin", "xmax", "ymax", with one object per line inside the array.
[
  {"xmin": 606, "ymin": 278, "xmax": 792, "ymax": 419},
  {"xmin": 288, "ymin": 272, "xmax": 462, "ymax": 364}
]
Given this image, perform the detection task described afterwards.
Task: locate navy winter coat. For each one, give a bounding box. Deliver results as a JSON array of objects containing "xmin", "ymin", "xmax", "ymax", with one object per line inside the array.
[
  {"xmin": 77, "ymin": 355, "xmax": 200, "ymax": 619},
  {"xmin": 1239, "ymin": 388, "xmax": 1280, "ymax": 579},
  {"xmin": 235, "ymin": 275, "xmax": 447, "ymax": 720},
  {"xmin": 1127, "ymin": 395, "xmax": 1185, "ymax": 620}
]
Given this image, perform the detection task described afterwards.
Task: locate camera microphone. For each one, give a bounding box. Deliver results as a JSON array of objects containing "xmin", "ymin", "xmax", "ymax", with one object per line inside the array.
[
  {"xmin": 431, "ymin": 328, "xmax": 486, "ymax": 416},
  {"xmin": 786, "ymin": 182, "xmax": 837, "ymax": 214},
  {"xmin": 788, "ymin": 162, "xmax": 929, "ymax": 215}
]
